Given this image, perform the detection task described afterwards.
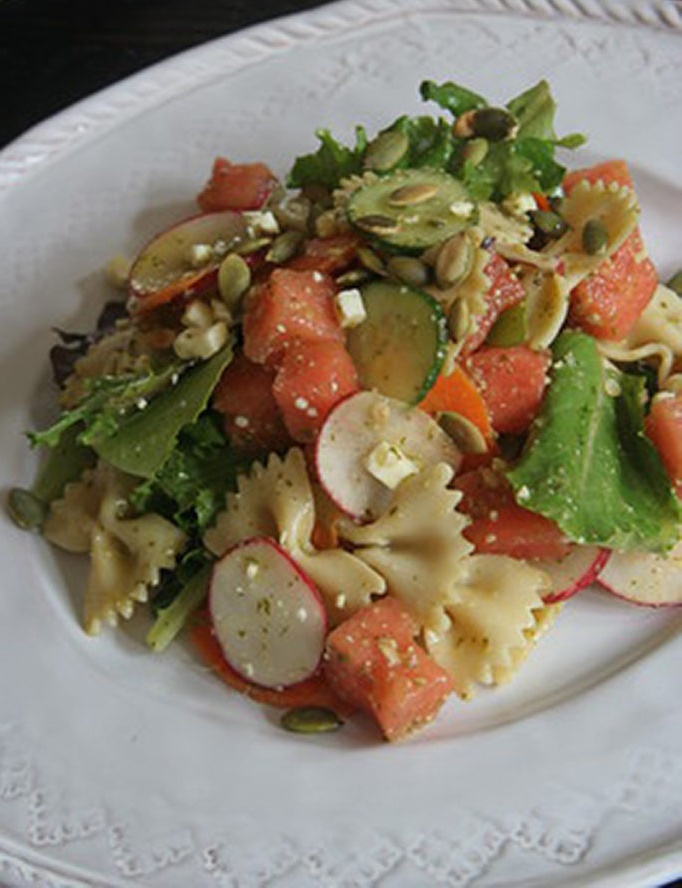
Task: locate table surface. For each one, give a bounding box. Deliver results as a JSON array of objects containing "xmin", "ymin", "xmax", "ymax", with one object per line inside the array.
[
  {"xmin": 1, "ymin": 4, "xmax": 680, "ymax": 886},
  {"xmin": 0, "ymin": 0, "xmax": 327, "ymax": 148}
]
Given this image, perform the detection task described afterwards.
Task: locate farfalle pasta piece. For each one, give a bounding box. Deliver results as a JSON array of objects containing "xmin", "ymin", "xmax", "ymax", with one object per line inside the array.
[
  {"xmin": 596, "ymin": 284, "xmax": 682, "ymax": 388},
  {"xmin": 341, "ymin": 464, "xmax": 473, "ymax": 628},
  {"xmin": 45, "ymin": 463, "xmax": 186, "ymax": 634},
  {"xmin": 477, "ymin": 201, "xmax": 533, "ymax": 247},
  {"xmin": 623, "ymin": 283, "xmax": 682, "ymax": 361},
  {"xmin": 424, "ymin": 554, "xmax": 552, "ymax": 699},
  {"xmin": 340, "ymin": 463, "xmax": 471, "ymax": 552},
  {"xmin": 544, "ymin": 179, "xmax": 639, "ymax": 289},
  {"xmin": 204, "ymin": 449, "xmax": 314, "ymax": 555},
  {"xmin": 295, "ymin": 548, "xmax": 387, "ymax": 627},
  {"xmin": 204, "ymin": 448, "xmax": 385, "ymax": 623},
  {"xmin": 518, "ymin": 268, "xmax": 571, "ymax": 349},
  {"xmin": 43, "ymin": 468, "xmax": 105, "ymax": 552},
  {"xmin": 352, "ymin": 544, "xmax": 465, "ymax": 633},
  {"xmin": 493, "ymin": 601, "xmax": 562, "ymax": 686}
]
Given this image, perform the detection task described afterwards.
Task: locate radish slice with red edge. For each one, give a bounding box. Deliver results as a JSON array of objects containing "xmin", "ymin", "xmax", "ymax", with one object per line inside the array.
[
  {"xmin": 597, "ymin": 540, "xmax": 682, "ymax": 607},
  {"xmin": 128, "ymin": 210, "xmax": 247, "ymax": 312},
  {"xmin": 209, "ymin": 536, "xmax": 327, "ymax": 689},
  {"xmin": 536, "ymin": 546, "xmax": 610, "ymax": 604},
  {"xmin": 315, "ymin": 390, "xmax": 461, "ymax": 522}
]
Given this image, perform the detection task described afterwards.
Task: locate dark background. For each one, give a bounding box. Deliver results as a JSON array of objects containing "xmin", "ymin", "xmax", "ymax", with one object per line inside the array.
[
  {"xmin": 1, "ymin": 5, "xmax": 680, "ymax": 886},
  {"xmin": 0, "ymin": 0, "xmax": 327, "ymax": 148}
]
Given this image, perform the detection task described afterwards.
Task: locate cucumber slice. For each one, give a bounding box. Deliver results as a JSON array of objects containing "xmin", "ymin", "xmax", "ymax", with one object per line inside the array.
[
  {"xmin": 347, "ymin": 168, "xmax": 473, "ymax": 253},
  {"xmin": 346, "ymin": 280, "xmax": 447, "ymax": 404}
]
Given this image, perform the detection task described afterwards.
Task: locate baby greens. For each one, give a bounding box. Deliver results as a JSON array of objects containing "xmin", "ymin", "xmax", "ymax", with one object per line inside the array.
[
  {"xmin": 287, "ymin": 79, "xmax": 585, "ymax": 201},
  {"xmin": 507, "ymin": 332, "xmax": 681, "ymax": 553}
]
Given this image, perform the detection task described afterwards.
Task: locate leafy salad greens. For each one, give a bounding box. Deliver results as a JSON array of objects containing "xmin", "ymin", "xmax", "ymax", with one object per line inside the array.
[{"xmin": 8, "ymin": 76, "xmax": 681, "ymax": 740}]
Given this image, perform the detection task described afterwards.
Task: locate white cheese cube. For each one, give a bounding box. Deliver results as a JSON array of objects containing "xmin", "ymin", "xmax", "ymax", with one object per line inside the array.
[
  {"xmin": 364, "ymin": 441, "xmax": 419, "ymax": 489},
  {"xmin": 334, "ymin": 288, "xmax": 367, "ymax": 328},
  {"xmin": 243, "ymin": 210, "xmax": 280, "ymax": 237}
]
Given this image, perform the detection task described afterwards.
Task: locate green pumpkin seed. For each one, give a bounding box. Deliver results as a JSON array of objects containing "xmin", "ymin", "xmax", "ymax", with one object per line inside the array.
[
  {"xmin": 266, "ymin": 230, "xmax": 304, "ymax": 265},
  {"xmin": 364, "ymin": 130, "xmax": 410, "ymax": 172},
  {"xmin": 357, "ymin": 245, "xmax": 386, "ymax": 275},
  {"xmin": 355, "ymin": 214, "xmax": 401, "ymax": 236},
  {"xmin": 7, "ymin": 487, "xmax": 47, "ymax": 531},
  {"xmin": 387, "ymin": 183, "xmax": 439, "ymax": 207},
  {"xmin": 280, "ymin": 706, "xmax": 343, "ymax": 734},
  {"xmin": 386, "ymin": 255, "xmax": 429, "ymax": 288},
  {"xmin": 217, "ymin": 253, "xmax": 251, "ymax": 311},
  {"xmin": 582, "ymin": 219, "xmax": 609, "ymax": 256},
  {"xmin": 274, "ymin": 196, "xmax": 312, "ymax": 232},
  {"xmin": 458, "ymin": 108, "xmax": 518, "ymax": 142},
  {"xmin": 666, "ymin": 269, "xmax": 682, "ymax": 297},
  {"xmin": 462, "ymin": 137, "xmax": 489, "ymax": 167},
  {"xmin": 486, "ymin": 300, "xmax": 528, "ymax": 347},
  {"xmin": 336, "ymin": 268, "xmax": 373, "ymax": 286},
  {"xmin": 531, "ymin": 210, "xmax": 568, "ymax": 239},
  {"xmin": 234, "ymin": 236, "xmax": 272, "ymax": 257},
  {"xmin": 448, "ymin": 298, "xmax": 471, "ymax": 342},
  {"xmin": 438, "ymin": 412, "xmax": 488, "ymax": 454},
  {"xmin": 435, "ymin": 233, "xmax": 474, "ymax": 289}
]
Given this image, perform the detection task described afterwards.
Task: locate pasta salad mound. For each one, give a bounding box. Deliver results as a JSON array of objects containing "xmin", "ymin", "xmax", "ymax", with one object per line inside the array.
[{"xmin": 10, "ymin": 79, "xmax": 682, "ymax": 741}]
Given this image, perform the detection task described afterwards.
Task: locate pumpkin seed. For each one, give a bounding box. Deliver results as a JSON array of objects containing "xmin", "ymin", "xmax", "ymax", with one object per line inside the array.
[
  {"xmin": 435, "ymin": 233, "xmax": 474, "ymax": 289},
  {"xmin": 525, "ymin": 272, "xmax": 570, "ymax": 349},
  {"xmin": 280, "ymin": 706, "xmax": 343, "ymax": 734},
  {"xmin": 357, "ymin": 245, "xmax": 386, "ymax": 275},
  {"xmin": 462, "ymin": 137, "xmax": 489, "ymax": 167},
  {"xmin": 234, "ymin": 236, "xmax": 272, "ymax": 257},
  {"xmin": 531, "ymin": 209, "xmax": 568, "ymax": 239},
  {"xmin": 456, "ymin": 108, "xmax": 518, "ymax": 142},
  {"xmin": 386, "ymin": 255, "xmax": 429, "ymax": 288},
  {"xmin": 447, "ymin": 298, "xmax": 471, "ymax": 342},
  {"xmin": 474, "ymin": 107, "xmax": 518, "ymax": 141},
  {"xmin": 364, "ymin": 130, "xmax": 410, "ymax": 172},
  {"xmin": 355, "ymin": 214, "xmax": 401, "ymax": 236},
  {"xmin": 387, "ymin": 182, "xmax": 439, "ymax": 207},
  {"xmin": 582, "ymin": 219, "xmax": 608, "ymax": 255},
  {"xmin": 438, "ymin": 412, "xmax": 487, "ymax": 454},
  {"xmin": 7, "ymin": 487, "xmax": 47, "ymax": 531},
  {"xmin": 336, "ymin": 268, "xmax": 373, "ymax": 286},
  {"xmin": 274, "ymin": 196, "xmax": 311, "ymax": 232},
  {"xmin": 266, "ymin": 230, "xmax": 304, "ymax": 265},
  {"xmin": 486, "ymin": 300, "xmax": 528, "ymax": 347},
  {"xmin": 218, "ymin": 253, "xmax": 251, "ymax": 311},
  {"xmin": 666, "ymin": 269, "xmax": 682, "ymax": 297}
]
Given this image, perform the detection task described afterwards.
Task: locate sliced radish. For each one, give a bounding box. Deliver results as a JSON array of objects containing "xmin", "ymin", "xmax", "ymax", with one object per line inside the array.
[
  {"xmin": 536, "ymin": 546, "xmax": 610, "ymax": 604},
  {"xmin": 315, "ymin": 390, "xmax": 461, "ymax": 521},
  {"xmin": 597, "ymin": 540, "xmax": 682, "ymax": 607},
  {"xmin": 128, "ymin": 210, "xmax": 247, "ymax": 313},
  {"xmin": 209, "ymin": 537, "xmax": 327, "ymax": 688}
]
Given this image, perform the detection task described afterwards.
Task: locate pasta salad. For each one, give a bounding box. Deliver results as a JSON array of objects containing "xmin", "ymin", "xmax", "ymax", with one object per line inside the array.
[{"xmin": 9, "ymin": 79, "xmax": 682, "ymax": 741}]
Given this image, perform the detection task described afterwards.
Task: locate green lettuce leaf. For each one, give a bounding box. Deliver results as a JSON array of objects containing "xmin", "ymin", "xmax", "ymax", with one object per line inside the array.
[
  {"xmin": 507, "ymin": 331, "xmax": 681, "ymax": 553},
  {"xmin": 419, "ymin": 80, "xmax": 487, "ymax": 117},
  {"xmin": 130, "ymin": 411, "xmax": 251, "ymax": 535},
  {"xmin": 94, "ymin": 344, "xmax": 234, "ymax": 478},
  {"xmin": 29, "ymin": 362, "xmax": 182, "ymax": 450},
  {"xmin": 506, "ymin": 80, "xmax": 585, "ymax": 149},
  {"xmin": 287, "ymin": 126, "xmax": 367, "ymax": 190},
  {"xmin": 386, "ymin": 115, "xmax": 455, "ymax": 169}
]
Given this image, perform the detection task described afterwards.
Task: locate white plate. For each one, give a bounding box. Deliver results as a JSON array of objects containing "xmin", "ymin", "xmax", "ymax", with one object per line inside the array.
[{"xmin": 1, "ymin": 2, "xmax": 681, "ymax": 886}]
